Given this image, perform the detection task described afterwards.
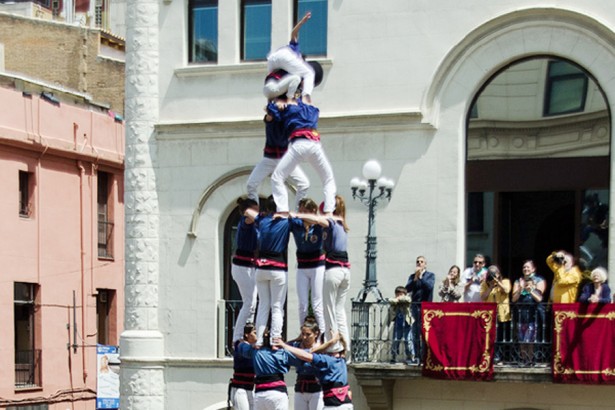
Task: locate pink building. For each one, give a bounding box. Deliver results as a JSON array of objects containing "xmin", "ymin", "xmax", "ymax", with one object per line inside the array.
[{"xmin": 0, "ymin": 73, "xmax": 124, "ymax": 409}]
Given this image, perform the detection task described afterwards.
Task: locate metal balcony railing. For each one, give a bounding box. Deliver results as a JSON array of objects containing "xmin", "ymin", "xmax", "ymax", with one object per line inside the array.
[
  {"xmin": 222, "ymin": 300, "xmax": 243, "ymax": 357},
  {"xmin": 351, "ymin": 301, "xmax": 553, "ymax": 367},
  {"xmin": 15, "ymin": 349, "xmax": 42, "ymax": 388}
]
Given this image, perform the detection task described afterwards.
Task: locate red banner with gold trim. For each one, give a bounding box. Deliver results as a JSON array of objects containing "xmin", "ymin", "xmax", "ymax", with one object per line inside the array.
[
  {"xmin": 422, "ymin": 302, "xmax": 496, "ymax": 381},
  {"xmin": 552, "ymin": 303, "xmax": 615, "ymax": 384}
]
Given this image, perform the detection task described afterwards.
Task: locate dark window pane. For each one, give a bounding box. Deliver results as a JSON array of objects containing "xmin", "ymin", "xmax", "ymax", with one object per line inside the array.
[
  {"xmin": 467, "ymin": 192, "xmax": 484, "ymax": 232},
  {"xmin": 549, "ymin": 77, "xmax": 586, "ymax": 114},
  {"xmin": 191, "ymin": 0, "xmax": 218, "ymax": 63},
  {"xmin": 544, "ymin": 60, "xmax": 587, "ymax": 116},
  {"xmin": 296, "ymin": 0, "xmax": 327, "ymax": 56},
  {"xmin": 243, "ymin": 1, "xmax": 271, "ymax": 61}
]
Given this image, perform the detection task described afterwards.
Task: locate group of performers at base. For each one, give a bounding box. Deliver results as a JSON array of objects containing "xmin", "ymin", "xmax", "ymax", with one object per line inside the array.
[
  {"xmin": 229, "ymin": 11, "xmax": 352, "ymax": 409},
  {"xmin": 231, "ymin": 320, "xmax": 352, "ymax": 410}
]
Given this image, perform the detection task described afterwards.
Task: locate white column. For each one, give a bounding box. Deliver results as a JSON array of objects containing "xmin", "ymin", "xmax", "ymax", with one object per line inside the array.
[{"xmin": 120, "ymin": 0, "xmax": 165, "ymax": 407}]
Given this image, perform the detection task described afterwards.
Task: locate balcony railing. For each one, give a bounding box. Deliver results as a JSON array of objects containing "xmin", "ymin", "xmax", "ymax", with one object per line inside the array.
[
  {"xmin": 351, "ymin": 301, "xmax": 552, "ymax": 367},
  {"xmin": 15, "ymin": 349, "xmax": 42, "ymax": 388},
  {"xmin": 222, "ymin": 300, "xmax": 243, "ymax": 357}
]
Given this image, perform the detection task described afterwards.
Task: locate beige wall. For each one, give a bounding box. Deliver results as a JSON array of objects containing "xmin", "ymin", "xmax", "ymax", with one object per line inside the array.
[{"xmin": 0, "ymin": 13, "xmax": 125, "ymax": 115}]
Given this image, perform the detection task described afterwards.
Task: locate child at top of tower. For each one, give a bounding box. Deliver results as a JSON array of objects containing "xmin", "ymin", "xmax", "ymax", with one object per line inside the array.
[{"xmin": 264, "ymin": 11, "xmax": 324, "ymax": 104}]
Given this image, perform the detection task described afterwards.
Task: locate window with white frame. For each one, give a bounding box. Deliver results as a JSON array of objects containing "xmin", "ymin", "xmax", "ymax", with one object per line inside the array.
[
  {"xmin": 294, "ymin": 0, "xmax": 327, "ymax": 56},
  {"xmin": 189, "ymin": 0, "xmax": 218, "ymax": 63},
  {"xmin": 241, "ymin": 0, "xmax": 272, "ymax": 61}
]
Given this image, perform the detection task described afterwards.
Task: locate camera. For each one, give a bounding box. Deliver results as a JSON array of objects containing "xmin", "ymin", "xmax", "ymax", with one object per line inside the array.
[{"xmin": 553, "ymin": 254, "xmax": 566, "ymax": 265}]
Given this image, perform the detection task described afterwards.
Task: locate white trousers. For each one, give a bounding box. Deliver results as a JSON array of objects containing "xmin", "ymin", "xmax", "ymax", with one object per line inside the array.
[
  {"xmin": 264, "ymin": 75, "xmax": 302, "ymax": 100},
  {"xmin": 267, "ymin": 46, "xmax": 315, "ymax": 97},
  {"xmin": 294, "ymin": 391, "xmax": 324, "ymax": 410},
  {"xmin": 323, "ymin": 267, "xmax": 351, "ymax": 351},
  {"xmin": 246, "ymin": 156, "xmax": 310, "ymax": 211},
  {"xmin": 230, "ymin": 387, "xmax": 254, "ymax": 410},
  {"xmin": 271, "ymin": 139, "xmax": 336, "ymax": 213},
  {"xmin": 255, "ymin": 269, "xmax": 288, "ymax": 345},
  {"xmin": 254, "ymin": 389, "xmax": 288, "ymax": 410},
  {"xmin": 231, "ymin": 264, "xmax": 257, "ymax": 342},
  {"xmin": 296, "ymin": 265, "xmax": 326, "ymax": 332}
]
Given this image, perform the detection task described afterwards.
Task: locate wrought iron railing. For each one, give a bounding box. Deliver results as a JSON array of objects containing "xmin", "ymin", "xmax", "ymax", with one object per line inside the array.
[
  {"xmin": 351, "ymin": 301, "xmax": 553, "ymax": 367},
  {"xmin": 222, "ymin": 300, "xmax": 243, "ymax": 357},
  {"xmin": 15, "ymin": 349, "xmax": 42, "ymax": 388}
]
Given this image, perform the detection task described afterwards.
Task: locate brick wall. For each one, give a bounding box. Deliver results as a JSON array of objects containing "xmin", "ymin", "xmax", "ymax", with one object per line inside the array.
[{"xmin": 0, "ymin": 13, "xmax": 125, "ymax": 115}]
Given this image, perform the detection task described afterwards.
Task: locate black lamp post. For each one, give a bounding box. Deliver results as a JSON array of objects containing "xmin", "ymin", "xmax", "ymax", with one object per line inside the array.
[{"xmin": 350, "ymin": 160, "xmax": 394, "ymax": 302}]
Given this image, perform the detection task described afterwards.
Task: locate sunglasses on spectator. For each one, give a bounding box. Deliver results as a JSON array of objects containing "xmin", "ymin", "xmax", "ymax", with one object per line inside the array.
[{"xmin": 473, "ymin": 261, "xmax": 484, "ymax": 265}]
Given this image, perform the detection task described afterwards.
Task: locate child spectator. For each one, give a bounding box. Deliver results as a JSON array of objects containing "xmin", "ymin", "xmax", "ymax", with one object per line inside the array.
[{"xmin": 388, "ymin": 286, "xmax": 413, "ymax": 364}]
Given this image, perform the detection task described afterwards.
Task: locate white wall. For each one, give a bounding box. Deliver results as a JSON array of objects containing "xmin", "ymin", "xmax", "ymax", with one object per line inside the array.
[{"xmin": 121, "ymin": 1, "xmax": 615, "ymax": 409}]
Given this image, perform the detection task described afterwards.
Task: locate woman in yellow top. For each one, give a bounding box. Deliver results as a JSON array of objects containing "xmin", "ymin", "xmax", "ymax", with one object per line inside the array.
[
  {"xmin": 546, "ymin": 251, "xmax": 582, "ymax": 303},
  {"xmin": 480, "ymin": 265, "xmax": 511, "ymax": 364}
]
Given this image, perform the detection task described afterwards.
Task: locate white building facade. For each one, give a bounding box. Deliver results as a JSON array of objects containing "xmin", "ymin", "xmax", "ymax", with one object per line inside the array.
[{"xmin": 121, "ymin": 1, "xmax": 615, "ymax": 409}]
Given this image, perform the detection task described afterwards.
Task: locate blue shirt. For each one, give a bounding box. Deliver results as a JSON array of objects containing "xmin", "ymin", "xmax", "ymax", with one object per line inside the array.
[
  {"xmin": 256, "ymin": 214, "xmax": 291, "ymax": 254},
  {"xmin": 267, "ymin": 100, "xmax": 320, "ymax": 136},
  {"xmin": 236, "ymin": 216, "xmax": 258, "ymax": 253},
  {"xmin": 323, "ymin": 219, "xmax": 347, "ymax": 254},
  {"xmin": 237, "ymin": 343, "xmax": 300, "ymax": 377},
  {"xmin": 291, "ymin": 218, "xmax": 324, "ymax": 254},
  {"xmin": 311, "ymin": 354, "xmax": 348, "ymax": 386}
]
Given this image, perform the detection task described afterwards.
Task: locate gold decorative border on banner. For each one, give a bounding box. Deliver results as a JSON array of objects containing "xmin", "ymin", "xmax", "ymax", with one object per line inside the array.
[
  {"xmin": 553, "ymin": 310, "xmax": 615, "ymax": 376},
  {"xmin": 423, "ymin": 309, "xmax": 494, "ymax": 373}
]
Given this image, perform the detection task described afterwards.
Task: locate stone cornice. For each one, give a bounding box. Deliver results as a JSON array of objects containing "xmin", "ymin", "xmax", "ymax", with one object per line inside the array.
[
  {"xmin": 155, "ymin": 110, "xmax": 429, "ymax": 141},
  {"xmin": 174, "ymin": 58, "xmax": 333, "ymax": 78},
  {"xmin": 467, "ymin": 110, "xmax": 609, "ymax": 160}
]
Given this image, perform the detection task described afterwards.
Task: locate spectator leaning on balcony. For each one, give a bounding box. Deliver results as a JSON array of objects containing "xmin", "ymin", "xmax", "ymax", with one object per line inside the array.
[
  {"xmin": 462, "ymin": 254, "xmax": 488, "ymax": 302},
  {"xmin": 547, "ymin": 250, "xmax": 583, "ymax": 303},
  {"xmin": 579, "ymin": 267, "xmax": 611, "ymax": 303},
  {"xmin": 405, "ymin": 256, "xmax": 435, "ymax": 364},
  {"xmin": 480, "ymin": 265, "xmax": 511, "ymax": 364},
  {"xmin": 387, "ymin": 286, "xmax": 414, "ymax": 364},
  {"xmin": 512, "ymin": 260, "xmax": 545, "ymax": 365},
  {"xmin": 438, "ymin": 265, "xmax": 463, "ymax": 302}
]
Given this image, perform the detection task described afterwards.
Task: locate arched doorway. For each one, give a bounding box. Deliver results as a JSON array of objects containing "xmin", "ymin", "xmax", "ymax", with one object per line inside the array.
[{"xmin": 466, "ymin": 57, "xmax": 610, "ymax": 287}]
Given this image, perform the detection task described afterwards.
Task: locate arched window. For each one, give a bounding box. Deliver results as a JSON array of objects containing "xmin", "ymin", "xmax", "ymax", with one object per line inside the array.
[
  {"xmin": 221, "ymin": 199, "xmax": 288, "ymax": 356},
  {"xmin": 466, "ymin": 57, "xmax": 610, "ymax": 287},
  {"xmin": 222, "ymin": 206, "xmax": 242, "ymax": 356}
]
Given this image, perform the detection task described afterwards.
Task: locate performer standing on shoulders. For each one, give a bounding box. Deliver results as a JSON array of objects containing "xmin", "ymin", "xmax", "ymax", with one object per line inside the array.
[
  {"xmin": 246, "ymin": 113, "xmax": 310, "ymax": 211},
  {"xmin": 244, "ymin": 196, "xmax": 292, "ymax": 347},
  {"xmin": 231, "ymin": 198, "xmax": 259, "ymax": 344},
  {"xmin": 291, "ymin": 198, "xmax": 326, "ymax": 331},
  {"xmin": 267, "ymin": 97, "xmax": 336, "ymax": 217}
]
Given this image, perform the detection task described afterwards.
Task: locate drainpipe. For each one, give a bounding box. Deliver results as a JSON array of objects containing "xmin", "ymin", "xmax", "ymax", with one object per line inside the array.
[{"xmin": 77, "ymin": 161, "xmax": 88, "ymax": 382}]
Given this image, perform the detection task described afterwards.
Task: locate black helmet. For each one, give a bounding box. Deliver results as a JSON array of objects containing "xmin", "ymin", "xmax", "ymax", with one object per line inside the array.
[{"xmin": 308, "ymin": 61, "xmax": 324, "ymax": 87}]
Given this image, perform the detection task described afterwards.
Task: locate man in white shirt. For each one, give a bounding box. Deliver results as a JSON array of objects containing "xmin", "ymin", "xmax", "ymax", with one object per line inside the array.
[{"xmin": 462, "ymin": 253, "xmax": 487, "ymax": 302}]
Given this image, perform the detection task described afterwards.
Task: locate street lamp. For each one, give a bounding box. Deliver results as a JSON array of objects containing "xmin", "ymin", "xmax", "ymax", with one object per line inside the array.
[{"xmin": 350, "ymin": 159, "xmax": 395, "ymax": 302}]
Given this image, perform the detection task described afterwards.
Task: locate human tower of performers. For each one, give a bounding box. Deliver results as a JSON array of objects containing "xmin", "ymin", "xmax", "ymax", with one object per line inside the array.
[{"xmin": 228, "ymin": 12, "xmax": 354, "ymax": 410}]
